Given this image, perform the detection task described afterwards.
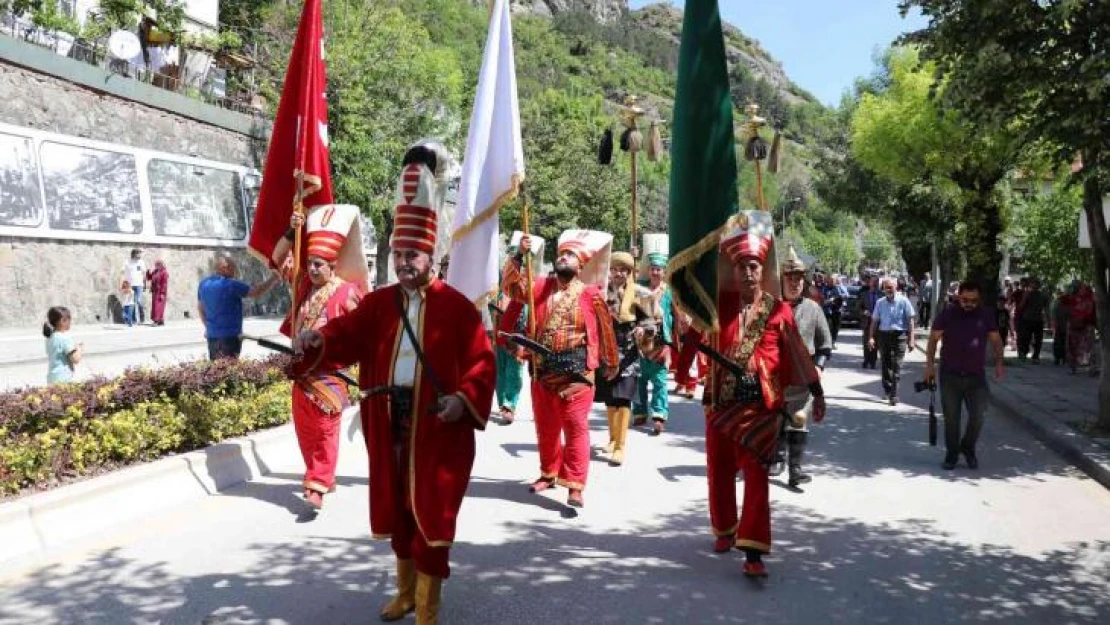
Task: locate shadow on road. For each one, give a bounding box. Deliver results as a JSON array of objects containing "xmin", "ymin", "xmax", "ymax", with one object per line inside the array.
[{"xmin": 3, "ymin": 503, "xmax": 1106, "ymax": 624}]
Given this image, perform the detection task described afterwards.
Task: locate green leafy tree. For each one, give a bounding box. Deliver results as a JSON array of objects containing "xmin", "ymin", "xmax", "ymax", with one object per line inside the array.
[
  {"xmin": 1013, "ymin": 179, "xmax": 1091, "ymax": 292},
  {"xmin": 902, "ymin": 0, "xmax": 1110, "ymax": 429},
  {"xmin": 510, "ymin": 89, "xmax": 632, "ymax": 259},
  {"xmin": 815, "ymin": 78, "xmax": 960, "ymax": 282},
  {"xmin": 850, "ymin": 46, "xmax": 1020, "ymax": 300},
  {"xmin": 260, "ymin": 0, "xmax": 464, "ymax": 283}
]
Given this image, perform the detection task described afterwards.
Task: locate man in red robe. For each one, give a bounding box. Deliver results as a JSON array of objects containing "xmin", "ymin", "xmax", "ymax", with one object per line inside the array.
[
  {"xmin": 273, "ymin": 203, "xmax": 367, "ymax": 511},
  {"xmin": 704, "ymin": 211, "xmax": 825, "ymax": 578},
  {"xmin": 293, "ymin": 141, "xmax": 495, "ymax": 623},
  {"xmin": 674, "ymin": 319, "xmax": 708, "ymax": 398},
  {"xmin": 505, "ymin": 230, "xmax": 619, "ymax": 508}
]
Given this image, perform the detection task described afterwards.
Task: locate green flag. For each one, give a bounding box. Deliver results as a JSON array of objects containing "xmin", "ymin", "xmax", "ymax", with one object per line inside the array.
[{"xmin": 665, "ymin": 0, "xmax": 739, "ymax": 333}]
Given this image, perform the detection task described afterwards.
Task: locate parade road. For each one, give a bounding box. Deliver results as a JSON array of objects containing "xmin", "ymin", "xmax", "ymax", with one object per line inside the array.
[{"xmin": 1, "ymin": 330, "xmax": 1107, "ymax": 624}]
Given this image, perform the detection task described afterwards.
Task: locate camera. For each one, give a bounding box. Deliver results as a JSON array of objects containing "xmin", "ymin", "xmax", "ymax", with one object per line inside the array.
[{"xmin": 913, "ymin": 380, "xmax": 936, "ymax": 393}]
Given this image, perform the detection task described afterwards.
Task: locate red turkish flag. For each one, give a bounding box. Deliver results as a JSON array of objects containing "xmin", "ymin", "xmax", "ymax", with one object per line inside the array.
[{"xmin": 248, "ymin": 0, "xmax": 333, "ymax": 269}]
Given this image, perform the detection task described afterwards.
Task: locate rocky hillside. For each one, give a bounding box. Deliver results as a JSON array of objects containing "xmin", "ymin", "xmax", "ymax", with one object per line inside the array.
[
  {"xmin": 630, "ymin": 3, "xmax": 816, "ymax": 106},
  {"xmin": 505, "ymin": 0, "xmax": 629, "ymax": 22},
  {"xmin": 501, "ymin": 1, "xmax": 818, "ymax": 111}
]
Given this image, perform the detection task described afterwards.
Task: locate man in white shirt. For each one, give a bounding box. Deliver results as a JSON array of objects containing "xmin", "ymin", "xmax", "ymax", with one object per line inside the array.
[{"xmin": 122, "ymin": 248, "xmax": 148, "ymax": 325}]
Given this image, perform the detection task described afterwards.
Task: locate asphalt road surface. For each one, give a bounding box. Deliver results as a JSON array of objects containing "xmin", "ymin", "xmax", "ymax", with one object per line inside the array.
[{"xmin": 2, "ymin": 329, "xmax": 1108, "ymax": 624}]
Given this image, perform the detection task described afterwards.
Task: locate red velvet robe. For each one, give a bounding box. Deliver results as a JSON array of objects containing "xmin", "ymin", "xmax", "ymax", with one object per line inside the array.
[
  {"xmin": 704, "ymin": 291, "xmax": 820, "ymax": 551},
  {"xmin": 707, "ymin": 291, "xmax": 818, "ymax": 462},
  {"xmin": 298, "ymin": 278, "xmax": 495, "ymax": 547}
]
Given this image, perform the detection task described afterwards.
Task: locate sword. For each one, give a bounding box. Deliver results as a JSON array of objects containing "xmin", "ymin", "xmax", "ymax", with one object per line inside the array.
[
  {"xmin": 497, "ymin": 331, "xmax": 594, "ymax": 387},
  {"xmin": 241, "ymin": 333, "xmax": 361, "ymax": 391},
  {"xmin": 662, "ymin": 338, "xmax": 745, "ymax": 379}
]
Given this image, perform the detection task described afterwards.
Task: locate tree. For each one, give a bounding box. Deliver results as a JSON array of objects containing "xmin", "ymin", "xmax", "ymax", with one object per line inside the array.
[
  {"xmin": 901, "ymin": 0, "xmax": 1110, "ymax": 428},
  {"xmin": 850, "ymin": 46, "xmax": 1019, "ymax": 301},
  {"xmin": 815, "ymin": 78, "xmax": 960, "ymax": 282},
  {"xmin": 260, "ymin": 0, "xmax": 464, "ymax": 284},
  {"xmin": 511, "ymin": 89, "xmax": 632, "ymax": 260},
  {"xmin": 1013, "ymin": 178, "xmax": 1092, "ymax": 293}
]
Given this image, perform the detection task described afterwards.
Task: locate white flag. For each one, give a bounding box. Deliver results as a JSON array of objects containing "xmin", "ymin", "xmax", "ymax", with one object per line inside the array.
[{"xmin": 447, "ymin": 0, "xmax": 525, "ymax": 305}]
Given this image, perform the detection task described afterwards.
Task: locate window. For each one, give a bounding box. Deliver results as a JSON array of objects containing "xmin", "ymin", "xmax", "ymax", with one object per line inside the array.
[
  {"xmin": 40, "ymin": 142, "xmax": 142, "ymax": 234},
  {"xmin": 147, "ymin": 159, "xmax": 246, "ymax": 239},
  {"xmin": 0, "ymin": 132, "xmax": 43, "ymax": 228}
]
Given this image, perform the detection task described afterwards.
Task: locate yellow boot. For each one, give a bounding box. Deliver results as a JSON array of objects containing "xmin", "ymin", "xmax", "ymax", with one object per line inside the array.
[
  {"xmin": 611, "ymin": 407, "xmax": 631, "ymax": 466},
  {"xmin": 604, "ymin": 407, "xmax": 617, "ymax": 455},
  {"xmin": 379, "ymin": 558, "xmax": 416, "ymax": 621},
  {"xmin": 415, "ymin": 572, "xmax": 443, "ymax": 625}
]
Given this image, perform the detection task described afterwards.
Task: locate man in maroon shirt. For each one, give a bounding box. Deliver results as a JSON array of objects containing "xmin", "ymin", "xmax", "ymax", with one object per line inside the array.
[{"xmin": 924, "ymin": 281, "xmax": 1005, "ymax": 470}]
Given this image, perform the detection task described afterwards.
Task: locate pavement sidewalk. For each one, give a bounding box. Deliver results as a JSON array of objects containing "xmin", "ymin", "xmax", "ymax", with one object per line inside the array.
[
  {"xmin": 989, "ymin": 349, "xmax": 1110, "ymax": 489},
  {"xmin": 0, "ymin": 317, "xmax": 284, "ymax": 366}
]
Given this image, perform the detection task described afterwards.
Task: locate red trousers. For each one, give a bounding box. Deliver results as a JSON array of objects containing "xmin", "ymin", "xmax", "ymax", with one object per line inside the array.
[
  {"xmin": 531, "ymin": 381, "xmax": 593, "ymax": 490},
  {"xmin": 292, "ymin": 390, "xmax": 341, "ymax": 494},
  {"xmin": 706, "ymin": 420, "xmax": 771, "ymax": 553},
  {"xmin": 675, "ymin": 329, "xmax": 708, "ymax": 390},
  {"xmin": 391, "ymin": 504, "xmax": 451, "ymax": 578}
]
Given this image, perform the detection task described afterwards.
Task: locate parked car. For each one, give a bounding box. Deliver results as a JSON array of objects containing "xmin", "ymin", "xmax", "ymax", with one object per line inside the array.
[{"xmin": 841, "ymin": 285, "xmax": 863, "ymax": 327}]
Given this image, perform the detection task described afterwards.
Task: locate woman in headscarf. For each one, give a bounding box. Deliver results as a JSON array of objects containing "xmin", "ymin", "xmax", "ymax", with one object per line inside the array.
[{"xmin": 146, "ymin": 259, "xmax": 169, "ymax": 326}]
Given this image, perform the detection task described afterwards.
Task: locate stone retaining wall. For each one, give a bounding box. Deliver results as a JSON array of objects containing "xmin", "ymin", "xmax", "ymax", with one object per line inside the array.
[
  {"xmin": 0, "ymin": 238, "xmax": 287, "ymax": 327},
  {"xmin": 0, "ymin": 47, "xmax": 276, "ymax": 328}
]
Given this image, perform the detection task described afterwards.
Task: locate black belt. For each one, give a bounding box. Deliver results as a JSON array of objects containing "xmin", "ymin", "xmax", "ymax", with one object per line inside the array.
[{"xmin": 364, "ymin": 385, "xmax": 415, "ymax": 444}]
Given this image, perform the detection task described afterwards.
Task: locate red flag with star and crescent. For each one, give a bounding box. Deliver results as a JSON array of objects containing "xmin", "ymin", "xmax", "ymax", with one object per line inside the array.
[{"xmin": 248, "ymin": 0, "xmax": 333, "ymax": 269}]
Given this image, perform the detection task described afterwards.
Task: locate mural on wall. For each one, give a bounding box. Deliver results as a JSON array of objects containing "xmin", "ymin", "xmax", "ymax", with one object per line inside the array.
[
  {"xmin": 40, "ymin": 141, "xmax": 143, "ymax": 234},
  {"xmin": 148, "ymin": 160, "xmax": 246, "ymax": 239},
  {"xmin": 0, "ymin": 132, "xmax": 42, "ymax": 227},
  {"xmin": 0, "ymin": 121, "xmax": 259, "ymax": 245}
]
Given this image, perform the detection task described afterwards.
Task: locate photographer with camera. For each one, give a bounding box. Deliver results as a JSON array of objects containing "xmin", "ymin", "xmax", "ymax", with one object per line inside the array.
[{"xmin": 924, "ymin": 281, "xmax": 1005, "ymax": 470}]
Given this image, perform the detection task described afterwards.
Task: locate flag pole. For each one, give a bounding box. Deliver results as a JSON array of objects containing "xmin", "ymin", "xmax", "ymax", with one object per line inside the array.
[
  {"xmin": 291, "ymin": 114, "xmax": 307, "ymax": 335},
  {"xmin": 742, "ymin": 103, "xmax": 769, "ymax": 211},
  {"xmin": 520, "ymin": 182, "xmax": 537, "ymax": 339}
]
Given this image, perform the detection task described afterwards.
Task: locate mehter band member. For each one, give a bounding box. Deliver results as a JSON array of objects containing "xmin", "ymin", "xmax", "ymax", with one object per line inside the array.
[
  {"xmin": 504, "ymin": 230, "xmax": 619, "ymax": 507},
  {"xmin": 273, "ymin": 203, "xmax": 367, "ymax": 511},
  {"xmin": 294, "ymin": 141, "xmax": 495, "ymax": 623},
  {"xmin": 704, "ymin": 212, "xmax": 825, "ymax": 578}
]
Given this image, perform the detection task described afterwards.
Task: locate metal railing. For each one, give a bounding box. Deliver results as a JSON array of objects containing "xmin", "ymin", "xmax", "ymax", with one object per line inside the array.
[{"xmin": 2, "ymin": 11, "xmax": 266, "ymax": 118}]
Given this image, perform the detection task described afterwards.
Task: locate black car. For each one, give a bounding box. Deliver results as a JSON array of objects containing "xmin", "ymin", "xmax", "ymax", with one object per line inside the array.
[{"xmin": 841, "ymin": 286, "xmax": 864, "ymax": 327}]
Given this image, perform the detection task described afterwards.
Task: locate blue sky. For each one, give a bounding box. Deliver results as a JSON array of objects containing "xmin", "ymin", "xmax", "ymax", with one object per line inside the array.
[{"xmin": 627, "ymin": 1, "xmax": 928, "ymax": 106}]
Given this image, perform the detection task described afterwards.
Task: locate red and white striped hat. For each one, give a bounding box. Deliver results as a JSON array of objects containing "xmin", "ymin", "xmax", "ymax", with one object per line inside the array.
[
  {"xmin": 390, "ymin": 163, "xmax": 439, "ymax": 256},
  {"xmin": 720, "ymin": 211, "xmax": 774, "ymax": 264}
]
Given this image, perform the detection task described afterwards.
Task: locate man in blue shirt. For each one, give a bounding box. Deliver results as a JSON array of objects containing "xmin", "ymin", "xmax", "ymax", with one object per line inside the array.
[
  {"xmin": 197, "ymin": 255, "xmax": 279, "ymax": 360},
  {"xmin": 868, "ymin": 278, "xmax": 917, "ymax": 405}
]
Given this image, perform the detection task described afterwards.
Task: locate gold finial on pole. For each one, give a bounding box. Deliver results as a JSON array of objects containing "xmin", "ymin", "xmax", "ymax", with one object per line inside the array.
[{"xmin": 741, "ymin": 102, "xmax": 770, "ymax": 211}]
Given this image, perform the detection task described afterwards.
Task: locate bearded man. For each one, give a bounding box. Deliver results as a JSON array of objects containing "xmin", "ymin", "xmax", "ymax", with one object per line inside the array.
[{"xmin": 504, "ymin": 231, "xmax": 619, "ymax": 507}]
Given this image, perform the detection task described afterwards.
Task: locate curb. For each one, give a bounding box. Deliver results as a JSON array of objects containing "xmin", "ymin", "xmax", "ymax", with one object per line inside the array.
[
  {"xmin": 0, "ymin": 332, "xmax": 286, "ymax": 367},
  {"xmin": 0, "ymin": 406, "xmax": 360, "ymax": 572},
  {"xmin": 990, "ymin": 394, "xmax": 1110, "ymax": 491}
]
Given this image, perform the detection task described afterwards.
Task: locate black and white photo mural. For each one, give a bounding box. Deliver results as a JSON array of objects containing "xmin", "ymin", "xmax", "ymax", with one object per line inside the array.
[
  {"xmin": 40, "ymin": 141, "xmax": 142, "ymax": 234},
  {"xmin": 0, "ymin": 121, "xmax": 260, "ymax": 246},
  {"xmin": 0, "ymin": 132, "xmax": 43, "ymax": 228},
  {"xmin": 148, "ymin": 160, "xmax": 246, "ymax": 239}
]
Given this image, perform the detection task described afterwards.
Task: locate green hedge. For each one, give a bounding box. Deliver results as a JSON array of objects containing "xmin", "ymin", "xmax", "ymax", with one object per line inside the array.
[{"xmin": 0, "ymin": 356, "xmax": 293, "ymax": 497}]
